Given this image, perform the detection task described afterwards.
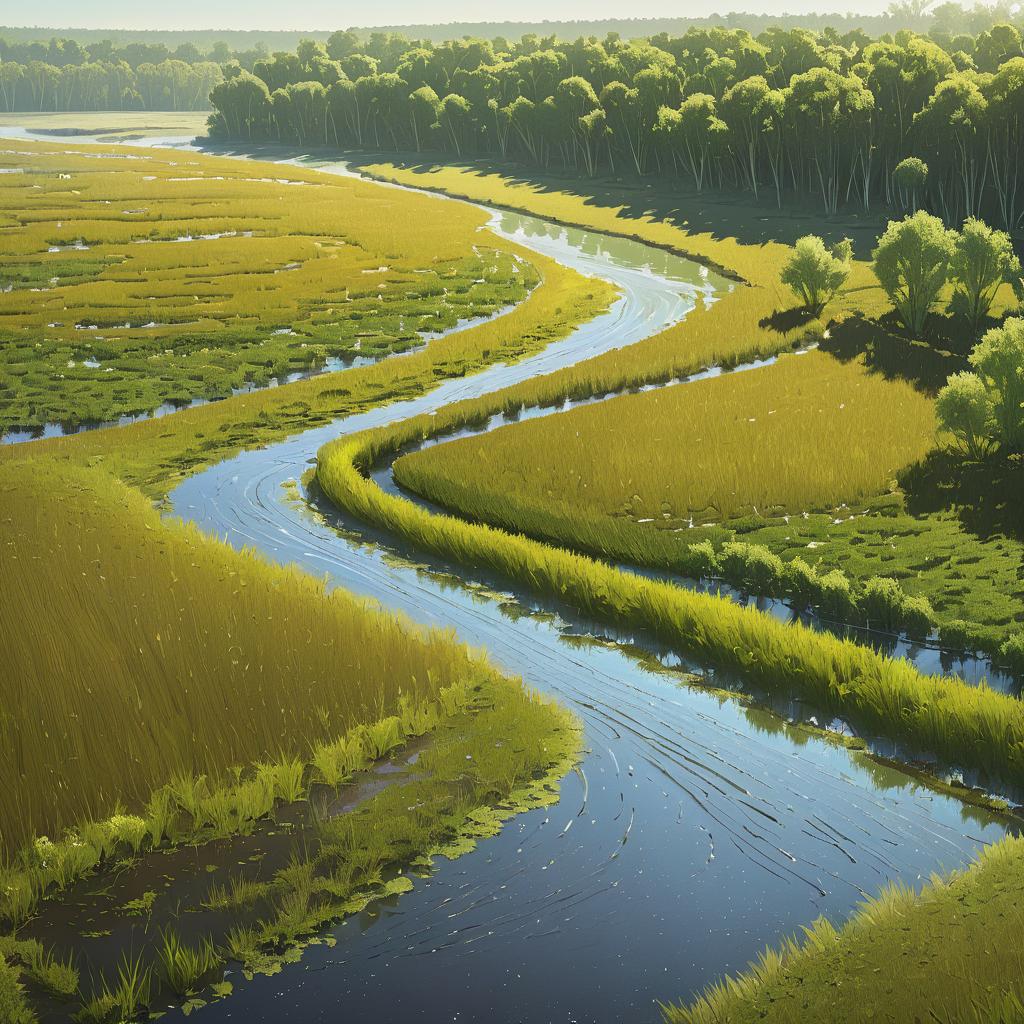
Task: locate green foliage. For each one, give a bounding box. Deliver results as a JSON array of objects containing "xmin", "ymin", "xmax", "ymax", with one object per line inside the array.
[
  {"xmin": 158, "ymin": 930, "xmax": 222, "ymax": 996},
  {"xmin": 936, "ymin": 370, "xmax": 995, "ymax": 457},
  {"xmin": 872, "ymin": 211, "xmax": 955, "ymax": 334},
  {"xmin": 0, "ymin": 956, "xmax": 34, "ymax": 1024},
  {"xmin": 968, "ymin": 316, "xmax": 1024, "ymax": 452},
  {"xmin": 779, "ymin": 235, "xmax": 851, "ymax": 314},
  {"xmin": 1001, "ymin": 633, "xmax": 1024, "ymax": 675},
  {"xmin": 893, "ymin": 156, "xmax": 927, "ymax": 212},
  {"xmin": 949, "ymin": 217, "xmax": 1023, "ymax": 330}
]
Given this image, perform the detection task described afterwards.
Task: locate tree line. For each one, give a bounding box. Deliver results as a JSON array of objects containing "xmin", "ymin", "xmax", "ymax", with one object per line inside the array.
[{"xmin": 207, "ymin": 23, "xmax": 1024, "ymax": 230}]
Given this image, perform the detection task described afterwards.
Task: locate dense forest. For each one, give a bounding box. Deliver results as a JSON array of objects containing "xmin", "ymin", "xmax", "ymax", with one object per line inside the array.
[{"xmin": 204, "ymin": 21, "xmax": 1024, "ymax": 228}]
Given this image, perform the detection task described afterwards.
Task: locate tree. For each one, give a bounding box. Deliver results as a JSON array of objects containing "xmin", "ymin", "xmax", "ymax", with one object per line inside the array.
[
  {"xmin": 872, "ymin": 211, "xmax": 956, "ymax": 334},
  {"xmin": 436, "ymin": 93, "xmax": 471, "ymax": 156},
  {"xmin": 949, "ymin": 218, "xmax": 1023, "ymax": 330},
  {"xmin": 408, "ymin": 86, "xmax": 439, "ymax": 151},
  {"xmin": 780, "ymin": 235, "xmax": 852, "ymax": 314},
  {"xmin": 893, "ymin": 157, "xmax": 927, "ymax": 212},
  {"xmin": 968, "ymin": 317, "xmax": 1024, "ymax": 451},
  {"xmin": 936, "ymin": 371, "xmax": 995, "ymax": 458},
  {"xmin": 720, "ymin": 75, "xmax": 772, "ymax": 198}
]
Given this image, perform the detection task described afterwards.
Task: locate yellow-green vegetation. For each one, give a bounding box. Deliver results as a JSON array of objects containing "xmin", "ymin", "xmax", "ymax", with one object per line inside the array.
[
  {"xmin": 0, "ymin": 141, "xmax": 534, "ymax": 432},
  {"xmin": 662, "ymin": 831, "xmax": 1024, "ymax": 1023},
  {"xmin": 395, "ymin": 350, "xmax": 936, "ymax": 522},
  {"xmin": 0, "ymin": 457, "xmax": 532, "ymax": 879},
  {"xmin": 363, "ymin": 163, "xmax": 1024, "ymax": 658}
]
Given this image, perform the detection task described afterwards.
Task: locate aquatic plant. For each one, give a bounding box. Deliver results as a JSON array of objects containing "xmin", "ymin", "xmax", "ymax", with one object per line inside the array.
[{"xmin": 158, "ymin": 930, "xmax": 222, "ymax": 997}]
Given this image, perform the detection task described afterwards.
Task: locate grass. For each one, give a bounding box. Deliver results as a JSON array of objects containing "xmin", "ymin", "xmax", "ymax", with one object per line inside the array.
[
  {"xmin": 0, "ymin": 142, "xmax": 535, "ymax": 433},
  {"xmin": 395, "ymin": 350, "xmax": 937, "ymax": 522},
  {"xmin": 662, "ymin": 831, "xmax": 1024, "ymax": 1023},
  {"xmin": 360, "ymin": 161, "xmax": 1024, "ymax": 658}
]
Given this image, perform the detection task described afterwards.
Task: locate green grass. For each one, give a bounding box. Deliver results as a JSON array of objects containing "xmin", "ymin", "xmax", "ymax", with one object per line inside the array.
[
  {"xmin": 662, "ymin": 831, "xmax": 1024, "ymax": 1024},
  {"xmin": 395, "ymin": 350, "xmax": 936, "ymax": 522},
  {"xmin": 0, "ymin": 142, "xmax": 535, "ymax": 433}
]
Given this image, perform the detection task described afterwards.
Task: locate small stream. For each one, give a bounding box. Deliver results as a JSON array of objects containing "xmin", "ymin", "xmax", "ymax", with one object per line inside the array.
[{"xmin": 4, "ymin": 128, "xmax": 1015, "ymax": 1023}]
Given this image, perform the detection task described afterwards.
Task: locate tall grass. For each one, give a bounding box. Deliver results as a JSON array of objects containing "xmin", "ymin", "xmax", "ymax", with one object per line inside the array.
[
  {"xmin": 662, "ymin": 831, "xmax": 1024, "ymax": 1023},
  {"xmin": 317, "ymin": 402, "xmax": 1024, "ymax": 791},
  {"xmin": 396, "ymin": 350, "xmax": 936, "ymax": 522},
  {"xmin": 0, "ymin": 456, "xmax": 495, "ymax": 857}
]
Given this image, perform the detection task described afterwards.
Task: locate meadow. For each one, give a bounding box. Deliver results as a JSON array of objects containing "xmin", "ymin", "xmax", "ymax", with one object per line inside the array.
[
  {"xmin": 0, "ymin": 142, "xmax": 534, "ymax": 433},
  {"xmin": 394, "ymin": 350, "xmax": 937, "ymax": 522},
  {"xmin": 0, "ymin": 140, "xmax": 620, "ymax": 1021},
  {"xmin": 363, "ymin": 161, "xmax": 1024, "ymax": 661}
]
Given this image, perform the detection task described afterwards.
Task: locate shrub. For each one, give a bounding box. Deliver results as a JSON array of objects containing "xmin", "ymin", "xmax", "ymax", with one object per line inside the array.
[
  {"xmin": 901, "ymin": 594, "xmax": 937, "ymax": 638},
  {"xmin": 681, "ymin": 540, "xmax": 720, "ymax": 578},
  {"xmin": 780, "ymin": 235, "xmax": 851, "ymax": 315},
  {"xmin": 872, "ymin": 212, "xmax": 956, "ymax": 335},
  {"xmin": 1001, "ymin": 633, "xmax": 1024, "ymax": 675},
  {"xmin": 936, "ymin": 371, "xmax": 995, "ymax": 458},
  {"xmin": 719, "ymin": 542, "xmax": 786, "ymax": 592},
  {"xmin": 0, "ymin": 956, "xmax": 33, "ymax": 1024},
  {"xmin": 782, "ymin": 557, "xmax": 820, "ymax": 609},
  {"xmin": 861, "ymin": 577, "xmax": 908, "ymax": 632},
  {"xmin": 949, "ymin": 217, "xmax": 1022, "ymax": 331},
  {"xmin": 893, "ymin": 157, "xmax": 927, "ymax": 213},
  {"xmin": 815, "ymin": 569, "xmax": 857, "ymax": 621},
  {"xmin": 968, "ymin": 317, "xmax": 1024, "ymax": 452}
]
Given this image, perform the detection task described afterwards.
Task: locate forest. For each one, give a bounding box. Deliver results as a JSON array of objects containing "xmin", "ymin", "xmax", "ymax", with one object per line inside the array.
[{"xmin": 202, "ymin": 20, "xmax": 1024, "ymax": 229}]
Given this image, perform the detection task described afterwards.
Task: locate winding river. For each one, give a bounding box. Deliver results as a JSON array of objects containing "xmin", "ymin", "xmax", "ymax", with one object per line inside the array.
[{"xmin": 3, "ymin": 130, "xmax": 1014, "ymax": 1022}]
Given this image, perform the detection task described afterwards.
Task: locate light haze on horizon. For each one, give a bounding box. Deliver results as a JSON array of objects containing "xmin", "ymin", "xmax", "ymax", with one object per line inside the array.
[{"xmin": 8, "ymin": 0, "xmax": 895, "ymax": 31}]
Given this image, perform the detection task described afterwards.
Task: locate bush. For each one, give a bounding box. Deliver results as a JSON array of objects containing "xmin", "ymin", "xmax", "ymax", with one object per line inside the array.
[
  {"xmin": 901, "ymin": 594, "xmax": 937, "ymax": 638},
  {"xmin": 949, "ymin": 217, "xmax": 1022, "ymax": 331},
  {"xmin": 1001, "ymin": 633, "xmax": 1024, "ymax": 675},
  {"xmin": 782, "ymin": 556, "xmax": 820, "ymax": 609},
  {"xmin": 816, "ymin": 569, "xmax": 857, "ymax": 621},
  {"xmin": 861, "ymin": 577, "xmax": 908, "ymax": 632},
  {"xmin": 780, "ymin": 235, "xmax": 851, "ymax": 315},
  {"xmin": 872, "ymin": 212, "xmax": 955, "ymax": 335},
  {"xmin": 936, "ymin": 371, "xmax": 995, "ymax": 458},
  {"xmin": 968, "ymin": 317, "xmax": 1024, "ymax": 453},
  {"xmin": 681, "ymin": 540, "xmax": 720, "ymax": 578},
  {"xmin": 719, "ymin": 542, "xmax": 786, "ymax": 592}
]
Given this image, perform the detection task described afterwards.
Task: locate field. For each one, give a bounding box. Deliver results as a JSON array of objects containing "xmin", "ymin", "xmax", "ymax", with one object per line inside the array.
[
  {"xmin": 0, "ymin": 142, "xmax": 533, "ymax": 433},
  {"xmin": 0, "ymin": 139, "xmax": 616, "ymax": 1021},
  {"xmin": 394, "ymin": 350, "xmax": 937, "ymax": 521},
  {"xmin": 364, "ymin": 161, "xmax": 1024, "ymax": 659}
]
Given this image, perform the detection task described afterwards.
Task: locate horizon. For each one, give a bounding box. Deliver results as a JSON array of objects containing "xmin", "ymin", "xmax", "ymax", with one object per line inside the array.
[{"xmin": 2, "ymin": 1, "xmax": 904, "ymax": 33}]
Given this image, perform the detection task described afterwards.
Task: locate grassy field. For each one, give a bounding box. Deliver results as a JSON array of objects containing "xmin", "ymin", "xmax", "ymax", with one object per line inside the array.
[
  {"xmin": 395, "ymin": 350, "xmax": 937, "ymax": 522},
  {"xmin": 0, "ymin": 141, "xmax": 620, "ymax": 1020},
  {"xmin": 0, "ymin": 142, "xmax": 534, "ymax": 433},
  {"xmin": 363, "ymin": 161, "xmax": 1024, "ymax": 659},
  {"xmin": 663, "ymin": 831, "xmax": 1024, "ymax": 1023}
]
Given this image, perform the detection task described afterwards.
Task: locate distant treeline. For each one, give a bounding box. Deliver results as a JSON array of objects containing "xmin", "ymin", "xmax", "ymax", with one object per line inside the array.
[{"xmin": 207, "ymin": 23, "xmax": 1024, "ymax": 229}]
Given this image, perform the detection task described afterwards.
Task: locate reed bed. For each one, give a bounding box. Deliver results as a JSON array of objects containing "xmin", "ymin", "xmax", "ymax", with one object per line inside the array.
[
  {"xmin": 662, "ymin": 831, "xmax": 1024, "ymax": 1023},
  {"xmin": 395, "ymin": 350, "xmax": 936, "ymax": 523},
  {"xmin": 0, "ymin": 456, "xmax": 496, "ymax": 856},
  {"xmin": 317, "ymin": 400, "xmax": 1024, "ymax": 791},
  {"xmin": 0, "ymin": 142, "xmax": 534, "ymax": 432}
]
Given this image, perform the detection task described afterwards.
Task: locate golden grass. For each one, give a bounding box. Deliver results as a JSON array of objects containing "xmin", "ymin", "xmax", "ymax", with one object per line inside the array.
[
  {"xmin": 395, "ymin": 350, "xmax": 937, "ymax": 523},
  {"xmin": 0, "ymin": 456, "xmax": 495, "ymax": 856}
]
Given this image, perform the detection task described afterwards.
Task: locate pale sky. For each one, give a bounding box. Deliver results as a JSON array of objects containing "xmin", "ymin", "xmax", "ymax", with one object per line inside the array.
[{"xmin": 6, "ymin": 0, "xmax": 890, "ymax": 32}]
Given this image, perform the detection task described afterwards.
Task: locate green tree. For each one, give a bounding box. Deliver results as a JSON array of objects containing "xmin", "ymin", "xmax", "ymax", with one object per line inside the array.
[
  {"xmin": 968, "ymin": 317, "xmax": 1024, "ymax": 451},
  {"xmin": 893, "ymin": 157, "xmax": 927, "ymax": 212},
  {"xmin": 949, "ymin": 218, "xmax": 1023, "ymax": 330},
  {"xmin": 935, "ymin": 371, "xmax": 994, "ymax": 457},
  {"xmin": 872, "ymin": 211, "xmax": 956, "ymax": 334},
  {"xmin": 780, "ymin": 235, "xmax": 852, "ymax": 314}
]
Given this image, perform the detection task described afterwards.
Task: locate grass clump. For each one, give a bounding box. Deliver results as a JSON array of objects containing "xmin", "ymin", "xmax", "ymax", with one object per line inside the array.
[
  {"xmin": 661, "ymin": 832, "xmax": 1024, "ymax": 1024},
  {"xmin": 158, "ymin": 930, "xmax": 222, "ymax": 997}
]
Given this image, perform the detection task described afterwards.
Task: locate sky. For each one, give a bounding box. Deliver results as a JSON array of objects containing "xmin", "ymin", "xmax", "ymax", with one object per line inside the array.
[{"xmin": 7, "ymin": 0, "xmax": 891, "ymax": 31}]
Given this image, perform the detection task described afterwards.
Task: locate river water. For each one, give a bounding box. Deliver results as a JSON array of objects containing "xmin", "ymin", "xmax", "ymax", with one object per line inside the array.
[{"xmin": 3, "ymin": 129, "xmax": 1011, "ymax": 1022}]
